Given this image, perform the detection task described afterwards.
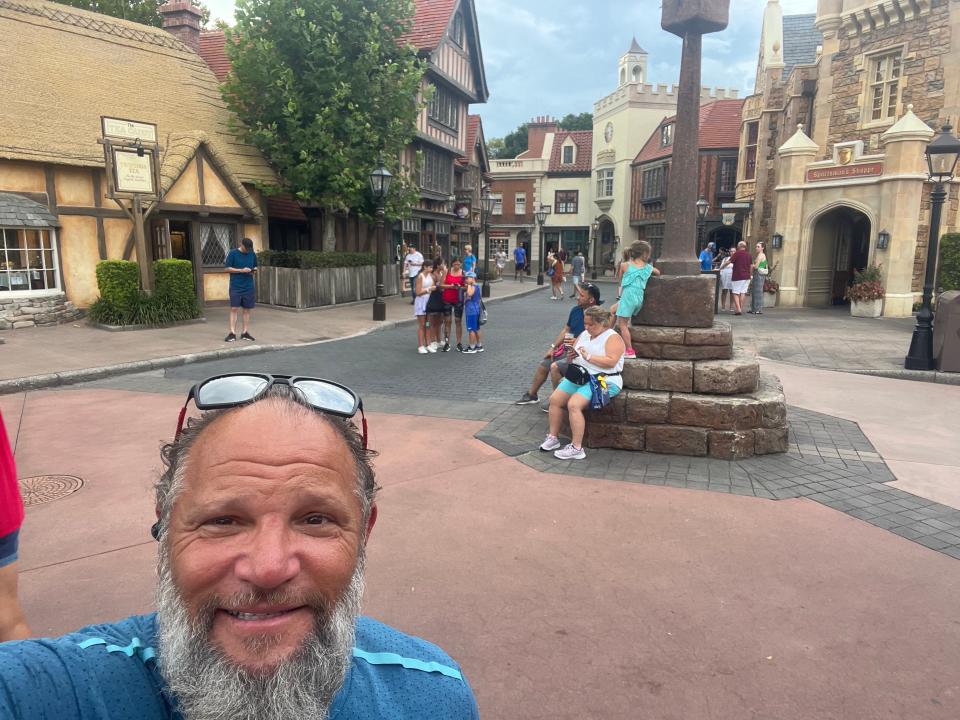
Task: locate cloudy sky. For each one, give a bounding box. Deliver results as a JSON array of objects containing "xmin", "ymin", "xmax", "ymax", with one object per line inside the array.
[{"xmin": 203, "ymin": 0, "xmax": 817, "ymax": 139}]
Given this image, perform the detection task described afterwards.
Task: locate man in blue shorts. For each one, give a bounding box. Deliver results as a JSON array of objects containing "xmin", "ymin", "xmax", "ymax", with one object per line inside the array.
[
  {"xmin": 513, "ymin": 244, "xmax": 527, "ymax": 281},
  {"xmin": 224, "ymin": 237, "xmax": 257, "ymax": 342},
  {"xmin": 515, "ymin": 282, "xmax": 601, "ymax": 409},
  {"xmin": 0, "ymin": 378, "xmax": 479, "ymax": 719}
]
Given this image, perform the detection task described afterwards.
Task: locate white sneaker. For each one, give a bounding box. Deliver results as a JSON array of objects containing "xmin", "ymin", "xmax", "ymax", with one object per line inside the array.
[
  {"xmin": 554, "ymin": 443, "xmax": 586, "ymax": 460},
  {"xmin": 418, "ymin": 346, "xmax": 428, "ymax": 354},
  {"xmin": 428, "ymin": 341, "xmax": 438, "ymax": 352},
  {"xmin": 539, "ymin": 435, "xmax": 562, "ymax": 451}
]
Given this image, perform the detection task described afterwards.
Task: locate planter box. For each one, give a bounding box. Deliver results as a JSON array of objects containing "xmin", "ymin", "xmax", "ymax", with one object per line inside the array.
[
  {"xmin": 763, "ymin": 292, "xmax": 777, "ymax": 308},
  {"xmin": 256, "ymin": 265, "xmax": 399, "ymax": 309},
  {"xmin": 850, "ymin": 298, "xmax": 883, "ymax": 318}
]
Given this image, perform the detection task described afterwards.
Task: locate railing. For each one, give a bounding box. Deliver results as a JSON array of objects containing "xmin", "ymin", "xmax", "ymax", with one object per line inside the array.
[{"xmin": 256, "ymin": 265, "xmax": 400, "ymax": 309}]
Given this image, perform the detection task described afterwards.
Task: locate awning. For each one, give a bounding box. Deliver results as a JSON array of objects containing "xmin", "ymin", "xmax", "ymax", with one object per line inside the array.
[{"xmin": 0, "ymin": 193, "xmax": 59, "ymax": 228}]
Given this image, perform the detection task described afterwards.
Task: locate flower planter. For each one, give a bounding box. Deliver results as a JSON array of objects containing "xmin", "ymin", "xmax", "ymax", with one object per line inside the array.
[
  {"xmin": 850, "ymin": 298, "xmax": 883, "ymax": 318},
  {"xmin": 763, "ymin": 292, "xmax": 777, "ymax": 308}
]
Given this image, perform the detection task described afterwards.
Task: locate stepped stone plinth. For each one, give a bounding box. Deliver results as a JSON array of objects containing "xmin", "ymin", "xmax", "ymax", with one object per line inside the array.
[{"xmin": 585, "ymin": 277, "xmax": 788, "ymax": 459}]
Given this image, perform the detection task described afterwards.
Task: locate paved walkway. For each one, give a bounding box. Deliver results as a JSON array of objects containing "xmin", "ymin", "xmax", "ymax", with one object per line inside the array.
[
  {"xmin": 0, "ymin": 278, "xmax": 541, "ymax": 389},
  {"xmin": 2, "ymin": 276, "xmax": 958, "ymax": 388}
]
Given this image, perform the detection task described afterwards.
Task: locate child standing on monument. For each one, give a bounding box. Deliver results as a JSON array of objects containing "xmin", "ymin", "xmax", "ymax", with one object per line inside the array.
[{"xmin": 611, "ymin": 241, "xmax": 660, "ymax": 359}]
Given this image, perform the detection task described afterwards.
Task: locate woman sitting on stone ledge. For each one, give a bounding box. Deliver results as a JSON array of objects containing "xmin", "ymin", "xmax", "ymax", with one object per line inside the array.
[{"xmin": 539, "ymin": 306, "xmax": 626, "ymax": 461}]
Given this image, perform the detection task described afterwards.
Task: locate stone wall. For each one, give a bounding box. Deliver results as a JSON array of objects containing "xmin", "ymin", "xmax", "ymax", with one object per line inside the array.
[{"xmin": 0, "ymin": 293, "xmax": 82, "ymax": 329}]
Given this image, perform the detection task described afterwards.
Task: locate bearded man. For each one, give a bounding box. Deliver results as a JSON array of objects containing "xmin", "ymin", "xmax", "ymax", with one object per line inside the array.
[{"xmin": 0, "ymin": 375, "xmax": 479, "ymax": 719}]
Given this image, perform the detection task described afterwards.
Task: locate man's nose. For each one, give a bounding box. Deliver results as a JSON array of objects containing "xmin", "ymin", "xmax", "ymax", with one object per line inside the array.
[{"xmin": 233, "ymin": 519, "xmax": 301, "ymax": 590}]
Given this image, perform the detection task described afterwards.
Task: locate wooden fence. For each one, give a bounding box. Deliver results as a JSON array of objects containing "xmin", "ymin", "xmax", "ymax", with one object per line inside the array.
[{"xmin": 256, "ymin": 265, "xmax": 400, "ymax": 309}]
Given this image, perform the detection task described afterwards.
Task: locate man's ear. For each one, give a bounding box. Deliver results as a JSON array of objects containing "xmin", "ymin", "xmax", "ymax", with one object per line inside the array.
[{"xmin": 363, "ymin": 504, "xmax": 378, "ymax": 545}]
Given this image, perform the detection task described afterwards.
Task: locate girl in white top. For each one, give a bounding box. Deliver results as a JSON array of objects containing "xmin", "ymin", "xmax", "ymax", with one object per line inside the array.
[
  {"xmin": 414, "ymin": 260, "xmax": 435, "ymax": 354},
  {"xmin": 539, "ymin": 306, "xmax": 627, "ymax": 460}
]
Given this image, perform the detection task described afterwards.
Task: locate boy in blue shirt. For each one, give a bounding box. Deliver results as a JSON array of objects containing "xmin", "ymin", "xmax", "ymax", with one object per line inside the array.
[{"xmin": 224, "ymin": 237, "xmax": 257, "ymax": 342}]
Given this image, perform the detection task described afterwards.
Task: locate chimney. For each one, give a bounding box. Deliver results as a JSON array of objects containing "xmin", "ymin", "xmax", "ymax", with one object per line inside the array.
[
  {"xmin": 159, "ymin": 1, "xmax": 203, "ymax": 52},
  {"xmin": 526, "ymin": 116, "xmax": 559, "ymax": 159}
]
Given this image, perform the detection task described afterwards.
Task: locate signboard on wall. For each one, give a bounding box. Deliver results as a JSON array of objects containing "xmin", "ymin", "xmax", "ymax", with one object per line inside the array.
[
  {"xmin": 101, "ymin": 116, "xmax": 158, "ymax": 144},
  {"xmin": 112, "ymin": 149, "xmax": 156, "ymax": 195},
  {"xmin": 806, "ymin": 162, "xmax": 883, "ymax": 182}
]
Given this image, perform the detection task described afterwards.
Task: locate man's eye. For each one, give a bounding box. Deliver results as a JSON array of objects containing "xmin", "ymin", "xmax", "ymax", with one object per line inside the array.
[
  {"xmin": 304, "ymin": 514, "xmax": 331, "ymax": 525},
  {"xmin": 208, "ymin": 517, "xmax": 235, "ymax": 526}
]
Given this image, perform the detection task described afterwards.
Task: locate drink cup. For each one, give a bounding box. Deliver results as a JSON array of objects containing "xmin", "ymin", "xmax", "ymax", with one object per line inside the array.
[{"xmin": 563, "ymin": 333, "xmax": 575, "ymax": 348}]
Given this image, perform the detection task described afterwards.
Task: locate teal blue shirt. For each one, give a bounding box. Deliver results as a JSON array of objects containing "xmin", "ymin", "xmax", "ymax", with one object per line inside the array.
[
  {"xmin": 0, "ymin": 614, "xmax": 479, "ymax": 719},
  {"xmin": 225, "ymin": 248, "xmax": 257, "ymax": 293}
]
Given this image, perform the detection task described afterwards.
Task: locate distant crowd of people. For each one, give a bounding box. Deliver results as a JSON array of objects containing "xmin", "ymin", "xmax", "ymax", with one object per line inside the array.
[
  {"xmin": 699, "ymin": 240, "xmax": 769, "ymax": 315},
  {"xmin": 403, "ymin": 244, "xmax": 484, "ymax": 354}
]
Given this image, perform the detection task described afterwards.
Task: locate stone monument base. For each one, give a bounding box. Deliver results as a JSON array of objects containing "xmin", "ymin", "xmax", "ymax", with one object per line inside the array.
[{"xmin": 584, "ymin": 276, "xmax": 788, "ymax": 458}]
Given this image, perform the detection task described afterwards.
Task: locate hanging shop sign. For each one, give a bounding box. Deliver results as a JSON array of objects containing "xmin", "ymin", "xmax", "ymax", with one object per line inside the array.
[
  {"xmin": 722, "ymin": 213, "xmax": 736, "ymax": 226},
  {"xmin": 112, "ymin": 148, "xmax": 156, "ymax": 195},
  {"xmin": 101, "ymin": 116, "xmax": 158, "ymax": 144}
]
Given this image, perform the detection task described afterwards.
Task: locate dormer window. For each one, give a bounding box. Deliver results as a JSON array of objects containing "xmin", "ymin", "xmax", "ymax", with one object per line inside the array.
[
  {"xmin": 562, "ymin": 144, "xmax": 575, "ymax": 164},
  {"xmin": 660, "ymin": 123, "xmax": 674, "ymax": 147},
  {"xmin": 452, "ymin": 12, "xmax": 464, "ymax": 47}
]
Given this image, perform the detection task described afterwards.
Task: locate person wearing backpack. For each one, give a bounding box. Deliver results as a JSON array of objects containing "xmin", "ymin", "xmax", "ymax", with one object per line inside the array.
[{"xmin": 462, "ymin": 272, "xmax": 484, "ymax": 353}]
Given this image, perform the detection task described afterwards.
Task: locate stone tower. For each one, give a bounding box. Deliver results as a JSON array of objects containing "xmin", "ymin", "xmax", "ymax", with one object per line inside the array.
[{"xmin": 618, "ymin": 37, "xmax": 648, "ymax": 87}]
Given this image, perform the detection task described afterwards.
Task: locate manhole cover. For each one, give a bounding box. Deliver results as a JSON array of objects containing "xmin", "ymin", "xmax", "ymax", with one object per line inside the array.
[{"xmin": 18, "ymin": 475, "xmax": 84, "ymax": 506}]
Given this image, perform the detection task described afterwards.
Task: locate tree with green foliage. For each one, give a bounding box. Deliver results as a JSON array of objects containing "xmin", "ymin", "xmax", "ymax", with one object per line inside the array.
[
  {"xmin": 489, "ymin": 111, "xmax": 594, "ymax": 159},
  {"xmin": 222, "ymin": 0, "xmax": 426, "ymax": 251},
  {"xmin": 558, "ymin": 112, "xmax": 593, "ymax": 131},
  {"xmin": 53, "ymin": 0, "xmax": 209, "ymax": 28}
]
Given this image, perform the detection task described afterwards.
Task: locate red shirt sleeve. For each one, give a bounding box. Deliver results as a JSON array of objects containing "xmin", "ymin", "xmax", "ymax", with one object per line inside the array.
[{"xmin": 0, "ymin": 409, "xmax": 24, "ymax": 537}]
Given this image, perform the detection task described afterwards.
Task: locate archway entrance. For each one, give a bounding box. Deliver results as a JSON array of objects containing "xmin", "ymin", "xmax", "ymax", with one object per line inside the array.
[
  {"xmin": 706, "ymin": 225, "xmax": 741, "ymax": 253},
  {"xmin": 807, "ymin": 207, "xmax": 871, "ymax": 306}
]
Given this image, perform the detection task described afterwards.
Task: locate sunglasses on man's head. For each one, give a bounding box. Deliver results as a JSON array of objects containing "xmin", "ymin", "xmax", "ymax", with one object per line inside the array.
[{"xmin": 175, "ymin": 373, "xmax": 367, "ymax": 449}]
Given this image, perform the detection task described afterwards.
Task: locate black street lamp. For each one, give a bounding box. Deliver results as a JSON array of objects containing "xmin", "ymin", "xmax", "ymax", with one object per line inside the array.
[
  {"xmin": 590, "ymin": 219, "xmax": 600, "ymax": 280},
  {"xmin": 696, "ymin": 195, "xmax": 710, "ymax": 253},
  {"xmin": 480, "ymin": 186, "xmax": 496, "ymax": 298},
  {"xmin": 905, "ymin": 123, "xmax": 960, "ymax": 370},
  {"xmin": 369, "ymin": 160, "xmax": 393, "ymax": 321},
  {"xmin": 535, "ymin": 205, "xmax": 549, "ymax": 285}
]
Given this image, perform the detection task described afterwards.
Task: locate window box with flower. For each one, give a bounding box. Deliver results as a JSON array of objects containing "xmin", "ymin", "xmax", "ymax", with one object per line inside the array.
[{"xmin": 844, "ymin": 264, "xmax": 885, "ymax": 318}]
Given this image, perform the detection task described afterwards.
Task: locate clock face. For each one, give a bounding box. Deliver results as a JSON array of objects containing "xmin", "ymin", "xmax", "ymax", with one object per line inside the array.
[{"xmin": 604, "ymin": 122, "xmax": 614, "ymax": 144}]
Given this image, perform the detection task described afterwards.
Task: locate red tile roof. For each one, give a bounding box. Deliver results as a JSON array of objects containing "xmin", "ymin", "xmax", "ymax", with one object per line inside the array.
[
  {"xmin": 548, "ymin": 130, "xmax": 593, "ymax": 174},
  {"xmin": 398, "ymin": 0, "xmax": 458, "ymax": 51},
  {"xmin": 266, "ymin": 194, "xmax": 307, "ymax": 222},
  {"xmin": 633, "ymin": 98, "xmax": 745, "ymax": 165},
  {"xmin": 199, "ymin": 30, "xmax": 230, "ymax": 82}
]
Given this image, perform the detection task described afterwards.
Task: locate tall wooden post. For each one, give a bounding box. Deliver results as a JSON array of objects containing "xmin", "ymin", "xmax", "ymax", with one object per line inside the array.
[{"xmin": 132, "ymin": 195, "xmax": 155, "ymax": 293}]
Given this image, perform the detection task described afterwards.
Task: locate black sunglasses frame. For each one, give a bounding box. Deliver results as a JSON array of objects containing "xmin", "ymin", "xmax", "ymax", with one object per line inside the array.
[{"xmin": 175, "ymin": 373, "xmax": 367, "ymax": 448}]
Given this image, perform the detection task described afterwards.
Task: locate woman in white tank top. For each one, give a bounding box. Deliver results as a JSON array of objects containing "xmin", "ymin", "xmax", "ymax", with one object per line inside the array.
[
  {"xmin": 414, "ymin": 261, "xmax": 435, "ymax": 354},
  {"xmin": 539, "ymin": 306, "xmax": 627, "ymax": 460}
]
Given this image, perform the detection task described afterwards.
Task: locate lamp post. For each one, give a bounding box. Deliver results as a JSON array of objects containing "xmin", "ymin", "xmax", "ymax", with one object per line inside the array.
[
  {"xmin": 369, "ymin": 161, "xmax": 393, "ymax": 321},
  {"xmin": 480, "ymin": 186, "xmax": 496, "ymax": 298},
  {"xmin": 535, "ymin": 205, "xmax": 548, "ymax": 285},
  {"xmin": 905, "ymin": 122, "xmax": 960, "ymax": 370},
  {"xmin": 696, "ymin": 195, "xmax": 709, "ymax": 253},
  {"xmin": 590, "ymin": 219, "xmax": 600, "ymax": 280}
]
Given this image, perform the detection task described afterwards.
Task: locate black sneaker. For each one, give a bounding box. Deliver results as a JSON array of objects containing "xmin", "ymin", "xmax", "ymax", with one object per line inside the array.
[
  {"xmin": 241, "ymin": 331, "xmax": 256, "ymax": 341},
  {"xmin": 456, "ymin": 343, "xmax": 464, "ymax": 352},
  {"xmin": 441, "ymin": 341, "xmax": 450, "ymax": 352},
  {"xmin": 463, "ymin": 346, "xmax": 477, "ymax": 354},
  {"xmin": 516, "ymin": 393, "xmax": 539, "ymax": 405},
  {"xmin": 476, "ymin": 345, "xmax": 485, "ymax": 353},
  {"xmin": 224, "ymin": 332, "xmax": 237, "ymax": 342}
]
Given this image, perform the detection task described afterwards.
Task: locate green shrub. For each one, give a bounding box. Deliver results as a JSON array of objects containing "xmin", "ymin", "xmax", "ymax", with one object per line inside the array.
[
  {"xmin": 154, "ymin": 259, "xmax": 201, "ymax": 320},
  {"xmin": 258, "ymin": 250, "xmax": 377, "ymax": 269},
  {"xmin": 95, "ymin": 260, "xmax": 139, "ymax": 311},
  {"xmin": 89, "ymin": 259, "xmax": 201, "ymax": 327},
  {"xmin": 844, "ymin": 263, "xmax": 885, "ymax": 303},
  {"xmin": 940, "ymin": 233, "xmax": 960, "ymax": 291}
]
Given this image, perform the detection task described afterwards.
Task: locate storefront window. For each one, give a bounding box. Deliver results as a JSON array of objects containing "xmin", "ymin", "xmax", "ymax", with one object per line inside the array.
[
  {"xmin": 0, "ymin": 227, "xmax": 59, "ymax": 293},
  {"xmin": 200, "ymin": 223, "xmax": 237, "ymax": 266}
]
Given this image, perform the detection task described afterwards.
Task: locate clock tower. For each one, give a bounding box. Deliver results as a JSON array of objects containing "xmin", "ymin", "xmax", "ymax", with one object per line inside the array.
[{"xmin": 618, "ymin": 37, "xmax": 647, "ymax": 87}]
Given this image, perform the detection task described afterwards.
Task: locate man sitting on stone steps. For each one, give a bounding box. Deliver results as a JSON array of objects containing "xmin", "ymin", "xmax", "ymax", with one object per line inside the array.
[{"xmin": 516, "ymin": 282, "xmax": 602, "ymax": 411}]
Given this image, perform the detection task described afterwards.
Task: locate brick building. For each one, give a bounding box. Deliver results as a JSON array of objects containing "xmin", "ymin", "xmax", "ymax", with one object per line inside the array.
[
  {"xmin": 738, "ymin": 0, "xmax": 959, "ymax": 317},
  {"xmin": 631, "ymin": 99, "xmax": 745, "ymax": 259}
]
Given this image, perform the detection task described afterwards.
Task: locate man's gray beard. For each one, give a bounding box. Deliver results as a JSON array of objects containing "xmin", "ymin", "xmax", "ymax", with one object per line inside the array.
[{"xmin": 154, "ymin": 546, "xmax": 364, "ymax": 720}]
